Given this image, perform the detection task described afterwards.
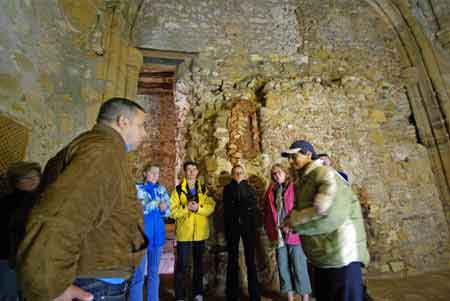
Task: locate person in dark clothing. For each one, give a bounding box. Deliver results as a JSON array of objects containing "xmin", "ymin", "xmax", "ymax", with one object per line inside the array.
[
  {"xmin": 0, "ymin": 161, "xmax": 41, "ymax": 300},
  {"xmin": 223, "ymin": 165, "xmax": 261, "ymax": 301}
]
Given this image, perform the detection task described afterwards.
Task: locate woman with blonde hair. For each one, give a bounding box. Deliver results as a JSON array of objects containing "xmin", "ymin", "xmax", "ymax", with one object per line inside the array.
[
  {"xmin": 130, "ymin": 163, "xmax": 171, "ymax": 301},
  {"xmin": 263, "ymin": 163, "xmax": 311, "ymax": 301}
]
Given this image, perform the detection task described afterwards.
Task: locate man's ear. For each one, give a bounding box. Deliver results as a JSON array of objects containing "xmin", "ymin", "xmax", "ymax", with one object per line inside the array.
[{"xmin": 116, "ymin": 114, "xmax": 129, "ymax": 129}]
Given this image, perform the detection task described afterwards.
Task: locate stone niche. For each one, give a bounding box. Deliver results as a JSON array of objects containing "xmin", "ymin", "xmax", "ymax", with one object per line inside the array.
[{"xmin": 227, "ymin": 99, "xmax": 261, "ymax": 165}]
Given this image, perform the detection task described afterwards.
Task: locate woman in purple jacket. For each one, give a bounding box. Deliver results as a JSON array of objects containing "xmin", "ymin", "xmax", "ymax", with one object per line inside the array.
[{"xmin": 263, "ymin": 163, "xmax": 311, "ymax": 301}]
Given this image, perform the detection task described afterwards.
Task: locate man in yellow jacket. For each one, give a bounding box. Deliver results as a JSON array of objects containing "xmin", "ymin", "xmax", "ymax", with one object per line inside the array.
[{"xmin": 170, "ymin": 161, "xmax": 215, "ymax": 301}]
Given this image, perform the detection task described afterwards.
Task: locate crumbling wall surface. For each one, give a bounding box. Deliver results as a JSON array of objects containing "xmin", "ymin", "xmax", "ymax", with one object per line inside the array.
[
  {"xmin": 137, "ymin": 0, "xmax": 450, "ymax": 279},
  {"xmin": 0, "ymin": 0, "xmax": 143, "ymax": 167},
  {"xmin": 291, "ymin": 0, "xmax": 450, "ymax": 274},
  {"xmin": 261, "ymin": 75, "xmax": 449, "ymax": 274}
]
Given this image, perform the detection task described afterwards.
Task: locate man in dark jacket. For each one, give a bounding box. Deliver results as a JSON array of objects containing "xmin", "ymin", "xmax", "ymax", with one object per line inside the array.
[
  {"xmin": 0, "ymin": 161, "xmax": 41, "ymax": 300},
  {"xmin": 223, "ymin": 165, "xmax": 261, "ymax": 301},
  {"xmin": 16, "ymin": 98, "xmax": 148, "ymax": 301}
]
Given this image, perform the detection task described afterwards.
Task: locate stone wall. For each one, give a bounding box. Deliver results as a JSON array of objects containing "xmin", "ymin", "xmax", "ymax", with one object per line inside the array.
[
  {"xmin": 136, "ymin": 0, "xmax": 450, "ymax": 281},
  {"xmin": 0, "ymin": 0, "xmax": 143, "ymax": 170}
]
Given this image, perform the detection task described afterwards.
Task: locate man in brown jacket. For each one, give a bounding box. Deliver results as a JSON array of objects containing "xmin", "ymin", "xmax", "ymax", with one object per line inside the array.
[{"xmin": 15, "ymin": 98, "xmax": 148, "ymax": 301}]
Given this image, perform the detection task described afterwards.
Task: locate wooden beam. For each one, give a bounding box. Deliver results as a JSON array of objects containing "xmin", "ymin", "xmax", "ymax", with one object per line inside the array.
[
  {"xmin": 137, "ymin": 82, "xmax": 173, "ymax": 90},
  {"xmin": 138, "ymin": 88, "xmax": 173, "ymax": 95},
  {"xmin": 141, "ymin": 64, "xmax": 177, "ymax": 73},
  {"xmin": 139, "ymin": 77, "xmax": 175, "ymax": 84},
  {"xmin": 139, "ymin": 71, "xmax": 175, "ymax": 78},
  {"xmin": 138, "ymin": 48, "xmax": 196, "ymax": 60}
]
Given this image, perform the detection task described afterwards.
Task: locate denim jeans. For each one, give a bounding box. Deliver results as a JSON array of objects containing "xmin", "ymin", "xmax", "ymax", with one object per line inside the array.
[
  {"xmin": 0, "ymin": 260, "xmax": 19, "ymax": 301},
  {"xmin": 129, "ymin": 246, "xmax": 162, "ymax": 301},
  {"xmin": 276, "ymin": 244, "xmax": 312, "ymax": 295},
  {"xmin": 73, "ymin": 278, "xmax": 128, "ymax": 301}
]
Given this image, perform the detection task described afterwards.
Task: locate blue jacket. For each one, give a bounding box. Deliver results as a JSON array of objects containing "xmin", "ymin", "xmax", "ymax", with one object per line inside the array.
[{"xmin": 136, "ymin": 182, "xmax": 171, "ymax": 247}]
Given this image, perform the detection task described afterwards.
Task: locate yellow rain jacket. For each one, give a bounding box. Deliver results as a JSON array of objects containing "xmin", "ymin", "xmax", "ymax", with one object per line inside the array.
[{"xmin": 170, "ymin": 179, "xmax": 215, "ymax": 241}]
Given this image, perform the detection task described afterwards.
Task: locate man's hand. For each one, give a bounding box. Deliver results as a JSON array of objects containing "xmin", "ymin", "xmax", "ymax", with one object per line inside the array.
[
  {"xmin": 188, "ymin": 201, "xmax": 199, "ymax": 212},
  {"xmin": 53, "ymin": 285, "xmax": 93, "ymax": 301},
  {"xmin": 159, "ymin": 201, "xmax": 167, "ymax": 212}
]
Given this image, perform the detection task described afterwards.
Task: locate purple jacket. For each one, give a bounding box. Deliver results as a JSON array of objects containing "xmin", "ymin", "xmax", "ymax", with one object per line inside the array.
[{"xmin": 263, "ymin": 181, "xmax": 301, "ymax": 245}]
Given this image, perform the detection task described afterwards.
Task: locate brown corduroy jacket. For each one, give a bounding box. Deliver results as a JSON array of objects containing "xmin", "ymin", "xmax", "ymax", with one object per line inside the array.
[{"xmin": 16, "ymin": 123, "xmax": 147, "ymax": 300}]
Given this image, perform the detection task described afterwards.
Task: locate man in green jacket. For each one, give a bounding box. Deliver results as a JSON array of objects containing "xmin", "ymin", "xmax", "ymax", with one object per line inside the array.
[
  {"xmin": 16, "ymin": 98, "xmax": 148, "ymax": 301},
  {"xmin": 281, "ymin": 140, "xmax": 369, "ymax": 301}
]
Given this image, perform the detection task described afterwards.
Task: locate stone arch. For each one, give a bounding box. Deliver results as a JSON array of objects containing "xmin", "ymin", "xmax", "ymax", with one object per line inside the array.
[{"xmin": 364, "ymin": 0, "xmax": 450, "ymax": 227}]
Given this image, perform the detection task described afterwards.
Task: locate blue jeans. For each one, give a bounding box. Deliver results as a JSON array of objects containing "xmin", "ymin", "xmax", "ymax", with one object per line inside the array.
[
  {"xmin": 73, "ymin": 278, "xmax": 128, "ymax": 301},
  {"xmin": 276, "ymin": 244, "xmax": 312, "ymax": 295},
  {"xmin": 0, "ymin": 260, "xmax": 19, "ymax": 301},
  {"xmin": 129, "ymin": 246, "xmax": 162, "ymax": 301}
]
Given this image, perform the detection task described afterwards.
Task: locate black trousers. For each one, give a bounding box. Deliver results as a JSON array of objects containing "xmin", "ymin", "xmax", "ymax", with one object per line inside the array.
[
  {"xmin": 225, "ymin": 225, "xmax": 261, "ymax": 301},
  {"xmin": 314, "ymin": 262, "xmax": 364, "ymax": 301},
  {"xmin": 174, "ymin": 240, "xmax": 205, "ymax": 300}
]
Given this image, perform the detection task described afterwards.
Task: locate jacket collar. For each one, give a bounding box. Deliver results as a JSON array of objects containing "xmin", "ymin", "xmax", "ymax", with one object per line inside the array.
[
  {"xmin": 93, "ymin": 123, "xmax": 126, "ymax": 149},
  {"xmin": 298, "ymin": 159, "xmax": 323, "ymax": 177},
  {"xmin": 231, "ymin": 179, "xmax": 248, "ymax": 185},
  {"xmin": 268, "ymin": 181, "xmax": 290, "ymax": 192},
  {"xmin": 181, "ymin": 178, "xmax": 201, "ymax": 193}
]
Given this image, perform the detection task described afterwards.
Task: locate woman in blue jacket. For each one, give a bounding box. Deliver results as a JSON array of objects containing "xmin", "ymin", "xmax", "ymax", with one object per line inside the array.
[{"xmin": 130, "ymin": 163, "xmax": 171, "ymax": 301}]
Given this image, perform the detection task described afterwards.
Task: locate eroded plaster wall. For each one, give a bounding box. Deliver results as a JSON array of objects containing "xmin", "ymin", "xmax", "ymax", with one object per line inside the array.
[
  {"xmin": 0, "ymin": 0, "xmax": 143, "ymax": 168},
  {"xmin": 136, "ymin": 0, "xmax": 450, "ymax": 281}
]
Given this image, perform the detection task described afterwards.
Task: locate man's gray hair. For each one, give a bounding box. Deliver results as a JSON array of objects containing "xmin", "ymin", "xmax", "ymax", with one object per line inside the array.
[{"xmin": 97, "ymin": 97, "xmax": 145, "ymax": 123}]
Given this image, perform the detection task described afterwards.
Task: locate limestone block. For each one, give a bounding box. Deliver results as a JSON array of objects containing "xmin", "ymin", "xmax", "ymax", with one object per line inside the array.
[
  {"xmin": 379, "ymin": 264, "xmax": 391, "ymax": 273},
  {"xmin": 370, "ymin": 110, "xmax": 387, "ymax": 123},
  {"xmin": 250, "ymin": 54, "xmax": 263, "ymax": 63},
  {"xmin": 369, "ymin": 129, "xmax": 385, "ymax": 145},
  {"xmin": 11, "ymin": 102, "xmax": 26, "ymax": 114},
  {"xmin": 38, "ymin": 72, "xmax": 54, "ymax": 95},
  {"xmin": 59, "ymin": 113, "xmax": 74, "ymax": 134},
  {"xmin": 0, "ymin": 73, "xmax": 21, "ymax": 97},
  {"xmin": 389, "ymin": 261, "xmax": 405, "ymax": 273},
  {"xmin": 13, "ymin": 52, "xmax": 34, "ymax": 72},
  {"xmin": 81, "ymin": 85, "xmax": 100, "ymax": 103},
  {"xmin": 62, "ymin": 94, "xmax": 73, "ymax": 102},
  {"xmin": 86, "ymin": 102, "xmax": 102, "ymax": 128}
]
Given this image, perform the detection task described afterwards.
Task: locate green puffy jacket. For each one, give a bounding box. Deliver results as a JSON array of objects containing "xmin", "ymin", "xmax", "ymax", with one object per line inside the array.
[{"xmin": 288, "ymin": 160, "xmax": 370, "ymax": 268}]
